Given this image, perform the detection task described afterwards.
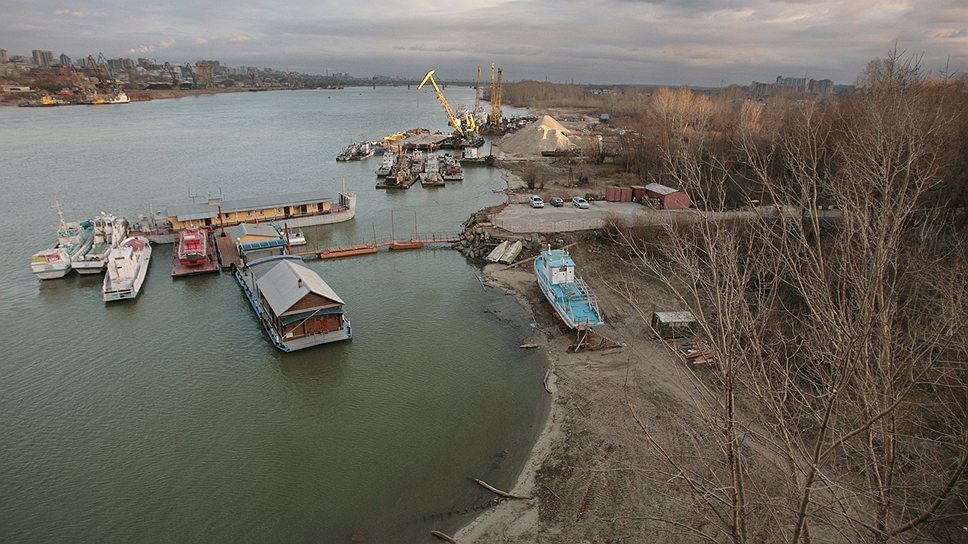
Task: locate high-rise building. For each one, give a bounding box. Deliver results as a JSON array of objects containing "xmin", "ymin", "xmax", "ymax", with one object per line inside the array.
[
  {"xmin": 32, "ymin": 49, "xmax": 54, "ymax": 67},
  {"xmin": 59, "ymin": 53, "xmax": 71, "ymax": 66},
  {"xmin": 194, "ymin": 61, "xmax": 214, "ymax": 86},
  {"xmin": 0, "ymin": 49, "xmax": 8, "ymax": 64}
]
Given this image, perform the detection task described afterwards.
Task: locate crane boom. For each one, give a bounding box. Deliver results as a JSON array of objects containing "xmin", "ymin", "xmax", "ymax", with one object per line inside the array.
[
  {"xmin": 418, "ymin": 69, "xmax": 464, "ymax": 137},
  {"xmin": 474, "ymin": 65, "xmax": 481, "ymax": 113},
  {"xmin": 489, "ymin": 63, "xmax": 498, "ymax": 124}
]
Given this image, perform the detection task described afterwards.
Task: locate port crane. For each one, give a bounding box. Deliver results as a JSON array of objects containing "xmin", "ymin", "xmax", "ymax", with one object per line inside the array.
[
  {"xmin": 163, "ymin": 62, "xmax": 179, "ymax": 87},
  {"xmin": 489, "ymin": 63, "xmax": 503, "ymax": 125},
  {"xmin": 418, "ymin": 69, "xmax": 477, "ymax": 137}
]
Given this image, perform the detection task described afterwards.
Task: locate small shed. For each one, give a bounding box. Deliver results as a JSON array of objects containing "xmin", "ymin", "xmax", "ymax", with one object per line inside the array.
[
  {"xmin": 256, "ymin": 260, "xmax": 347, "ymax": 341},
  {"xmin": 644, "ymin": 183, "xmax": 690, "ymax": 209},
  {"xmin": 651, "ymin": 311, "xmax": 698, "ymax": 339}
]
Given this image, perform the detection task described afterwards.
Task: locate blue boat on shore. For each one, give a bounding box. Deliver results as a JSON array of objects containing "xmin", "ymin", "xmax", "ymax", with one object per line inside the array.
[{"xmin": 534, "ymin": 247, "xmax": 604, "ymax": 330}]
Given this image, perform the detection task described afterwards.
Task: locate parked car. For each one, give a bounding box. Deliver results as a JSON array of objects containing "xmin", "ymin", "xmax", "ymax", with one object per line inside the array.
[
  {"xmin": 529, "ymin": 195, "xmax": 545, "ymax": 208},
  {"xmin": 572, "ymin": 196, "xmax": 590, "ymax": 209},
  {"xmin": 549, "ymin": 197, "xmax": 565, "ymax": 207}
]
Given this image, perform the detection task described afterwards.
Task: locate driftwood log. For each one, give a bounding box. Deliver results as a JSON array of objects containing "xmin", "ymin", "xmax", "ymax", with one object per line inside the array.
[
  {"xmin": 431, "ymin": 530, "xmax": 459, "ymax": 543},
  {"xmin": 472, "ymin": 478, "xmax": 533, "ymax": 500},
  {"xmin": 543, "ymin": 369, "xmax": 553, "ymax": 393}
]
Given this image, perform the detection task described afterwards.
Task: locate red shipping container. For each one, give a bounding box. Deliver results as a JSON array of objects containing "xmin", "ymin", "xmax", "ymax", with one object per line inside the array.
[
  {"xmin": 620, "ymin": 187, "xmax": 633, "ymax": 202},
  {"xmin": 631, "ymin": 185, "xmax": 647, "ymax": 202},
  {"xmin": 604, "ymin": 186, "xmax": 622, "ymax": 202}
]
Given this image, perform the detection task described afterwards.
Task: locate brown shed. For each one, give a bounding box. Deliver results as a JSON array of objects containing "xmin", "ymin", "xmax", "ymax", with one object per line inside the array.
[{"xmin": 644, "ymin": 183, "xmax": 691, "ymax": 209}]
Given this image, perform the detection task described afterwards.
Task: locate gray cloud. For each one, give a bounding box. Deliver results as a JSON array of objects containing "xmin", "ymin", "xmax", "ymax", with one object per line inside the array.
[{"xmin": 1, "ymin": 0, "xmax": 966, "ymax": 85}]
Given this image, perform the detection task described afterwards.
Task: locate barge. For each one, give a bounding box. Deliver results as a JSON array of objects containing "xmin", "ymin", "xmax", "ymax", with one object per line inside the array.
[{"xmin": 133, "ymin": 191, "xmax": 357, "ymax": 244}]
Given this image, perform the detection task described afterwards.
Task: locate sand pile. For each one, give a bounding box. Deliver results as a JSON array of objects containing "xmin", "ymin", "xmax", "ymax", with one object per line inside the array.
[{"xmin": 495, "ymin": 115, "xmax": 575, "ymax": 156}]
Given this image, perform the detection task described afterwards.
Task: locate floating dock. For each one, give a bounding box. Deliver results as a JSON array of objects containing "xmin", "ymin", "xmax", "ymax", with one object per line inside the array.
[{"xmin": 213, "ymin": 230, "xmax": 241, "ymax": 269}]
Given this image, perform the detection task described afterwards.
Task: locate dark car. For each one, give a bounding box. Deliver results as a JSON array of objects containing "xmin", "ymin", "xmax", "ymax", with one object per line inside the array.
[{"xmin": 549, "ymin": 197, "xmax": 565, "ymax": 207}]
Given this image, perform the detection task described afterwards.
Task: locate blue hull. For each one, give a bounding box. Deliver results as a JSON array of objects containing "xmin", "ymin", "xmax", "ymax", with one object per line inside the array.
[{"xmin": 534, "ymin": 253, "xmax": 604, "ymax": 330}]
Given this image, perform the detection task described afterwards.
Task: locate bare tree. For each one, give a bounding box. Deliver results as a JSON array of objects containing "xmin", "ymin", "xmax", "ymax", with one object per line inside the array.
[{"xmin": 614, "ymin": 51, "xmax": 968, "ymax": 543}]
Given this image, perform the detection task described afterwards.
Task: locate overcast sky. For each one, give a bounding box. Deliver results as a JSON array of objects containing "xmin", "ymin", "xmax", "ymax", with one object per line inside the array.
[{"xmin": 3, "ymin": 0, "xmax": 967, "ymax": 85}]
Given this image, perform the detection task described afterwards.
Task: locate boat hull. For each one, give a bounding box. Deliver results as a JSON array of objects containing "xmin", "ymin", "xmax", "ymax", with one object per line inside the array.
[
  {"xmin": 33, "ymin": 265, "xmax": 72, "ymax": 279},
  {"xmin": 73, "ymin": 261, "xmax": 107, "ymax": 274}
]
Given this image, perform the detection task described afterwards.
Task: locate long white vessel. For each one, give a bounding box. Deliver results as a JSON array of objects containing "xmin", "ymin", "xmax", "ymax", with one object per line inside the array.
[
  {"xmin": 73, "ymin": 213, "xmax": 128, "ymax": 274},
  {"xmin": 30, "ymin": 208, "xmax": 94, "ymax": 280},
  {"xmin": 103, "ymin": 236, "xmax": 152, "ymax": 301}
]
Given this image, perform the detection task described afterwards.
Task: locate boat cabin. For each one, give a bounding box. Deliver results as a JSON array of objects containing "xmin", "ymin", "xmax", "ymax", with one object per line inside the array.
[
  {"xmin": 541, "ymin": 250, "xmax": 576, "ymax": 285},
  {"xmin": 256, "ymin": 260, "xmax": 348, "ymax": 345}
]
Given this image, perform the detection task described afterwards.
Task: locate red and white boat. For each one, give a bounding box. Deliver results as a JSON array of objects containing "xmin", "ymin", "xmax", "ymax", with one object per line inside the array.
[
  {"xmin": 178, "ymin": 227, "xmax": 207, "ymax": 264},
  {"xmin": 171, "ymin": 227, "xmax": 219, "ymax": 277}
]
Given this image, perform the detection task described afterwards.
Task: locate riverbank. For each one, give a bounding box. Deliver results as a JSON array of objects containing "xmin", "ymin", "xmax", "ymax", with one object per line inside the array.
[{"xmin": 452, "ymin": 118, "xmax": 720, "ymax": 541}]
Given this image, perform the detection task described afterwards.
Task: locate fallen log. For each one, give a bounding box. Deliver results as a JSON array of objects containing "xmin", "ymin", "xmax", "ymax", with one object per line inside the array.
[
  {"xmin": 431, "ymin": 530, "xmax": 459, "ymax": 543},
  {"xmin": 472, "ymin": 478, "xmax": 533, "ymax": 500},
  {"xmin": 543, "ymin": 369, "xmax": 553, "ymax": 393},
  {"xmin": 519, "ymin": 343, "xmax": 540, "ymax": 349}
]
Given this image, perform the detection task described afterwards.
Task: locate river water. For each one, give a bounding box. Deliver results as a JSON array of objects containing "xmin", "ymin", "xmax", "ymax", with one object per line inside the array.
[{"xmin": 0, "ymin": 88, "xmax": 547, "ymax": 542}]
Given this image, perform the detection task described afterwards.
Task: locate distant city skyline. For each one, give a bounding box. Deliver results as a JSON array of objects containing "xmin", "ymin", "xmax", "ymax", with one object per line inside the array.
[{"xmin": 3, "ymin": 0, "xmax": 967, "ymax": 86}]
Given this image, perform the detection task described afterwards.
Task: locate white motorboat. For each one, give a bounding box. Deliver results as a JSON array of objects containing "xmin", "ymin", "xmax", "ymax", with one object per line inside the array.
[
  {"xmin": 73, "ymin": 213, "xmax": 128, "ymax": 274},
  {"xmin": 103, "ymin": 236, "xmax": 152, "ymax": 301},
  {"xmin": 30, "ymin": 207, "xmax": 94, "ymax": 280}
]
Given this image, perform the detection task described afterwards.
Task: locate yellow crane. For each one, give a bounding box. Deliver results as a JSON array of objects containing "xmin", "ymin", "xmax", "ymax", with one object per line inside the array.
[
  {"xmin": 418, "ymin": 69, "xmax": 466, "ymax": 137},
  {"xmin": 488, "ymin": 63, "xmax": 504, "ymax": 125}
]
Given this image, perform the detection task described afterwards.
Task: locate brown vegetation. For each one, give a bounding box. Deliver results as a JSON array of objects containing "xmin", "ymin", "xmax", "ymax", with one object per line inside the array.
[{"xmin": 608, "ymin": 51, "xmax": 968, "ymax": 543}]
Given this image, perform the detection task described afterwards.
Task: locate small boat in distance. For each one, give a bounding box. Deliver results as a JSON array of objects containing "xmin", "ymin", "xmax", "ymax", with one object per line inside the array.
[
  {"xmin": 73, "ymin": 213, "xmax": 128, "ymax": 275},
  {"xmin": 30, "ymin": 206, "xmax": 94, "ymax": 280},
  {"xmin": 103, "ymin": 236, "xmax": 152, "ymax": 301},
  {"xmin": 534, "ymin": 246, "xmax": 604, "ymax": 330},
  {"xmin": 375, "ymin": 153, "xmax": 395, "ymax": 178},
  {"xmin": 441, "ymin": 155, "xmax": 464, "ymax": 181}
]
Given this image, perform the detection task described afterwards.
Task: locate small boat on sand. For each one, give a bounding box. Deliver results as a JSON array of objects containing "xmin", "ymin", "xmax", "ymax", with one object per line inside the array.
[
  {"xmin": 103, "ymin": 236, "xmax": 152, "ymax": 301},
  {"xmin": 485, "ymin": 240, "xmax": 510, "ymax": 263}
]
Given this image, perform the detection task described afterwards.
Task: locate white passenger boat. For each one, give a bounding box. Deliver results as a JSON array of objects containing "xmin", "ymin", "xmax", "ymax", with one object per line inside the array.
[
  {"xmin": 103, "ymin": 236, "xmax": 152, "ymax": 301},
  {"xmin": 30, "ymin": 207, "xmax": 94, "ymax": 280},
  {"xmin": 73, "ymin": 213, "xmax": 128, "ymax": 274}
]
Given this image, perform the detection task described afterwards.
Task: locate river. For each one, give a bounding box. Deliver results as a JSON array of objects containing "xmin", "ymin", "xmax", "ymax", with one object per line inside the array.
[{"xmin": 0, "ymin": 87, "xmax": 547, "ymax": 542}]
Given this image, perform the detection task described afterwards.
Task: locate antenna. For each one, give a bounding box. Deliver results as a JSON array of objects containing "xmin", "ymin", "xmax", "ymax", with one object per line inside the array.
[{"xmin": 188, "ymin": 187, "xmax": 197, "ymax": 204}]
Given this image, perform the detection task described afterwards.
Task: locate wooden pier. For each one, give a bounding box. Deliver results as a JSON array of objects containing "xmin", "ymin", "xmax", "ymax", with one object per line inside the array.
[
  {"xmin": 293, "ymin": 232, "xmax": 461, "ymax": 260},
  {"xmin": 213, "ymin": 229, "xmax": 241, "ymax": 269}
]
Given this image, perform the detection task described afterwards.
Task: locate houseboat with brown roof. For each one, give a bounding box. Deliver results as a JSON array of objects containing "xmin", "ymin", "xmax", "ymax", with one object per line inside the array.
[{"xmin": 235, "ymin": 255, "xmax": 352, "ymax": 351}]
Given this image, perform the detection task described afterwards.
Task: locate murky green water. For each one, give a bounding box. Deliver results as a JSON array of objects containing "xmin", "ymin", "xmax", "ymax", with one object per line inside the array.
[{"xmin": 0, "ymin": 88, "xmax": 546, "ymax": 542}]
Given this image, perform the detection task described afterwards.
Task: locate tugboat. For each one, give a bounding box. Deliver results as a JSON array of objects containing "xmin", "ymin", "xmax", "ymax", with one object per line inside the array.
[
  {"xmin": 534, "ymin": 246, "xmax": 604, "ymax": 330},
  {"xmin": 441, "ymin": 154, "xmax": 464, "ymax": 181},
  {"xmin": 375, "ymin": 153, "xmax": 396, "ymax": 178}
]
